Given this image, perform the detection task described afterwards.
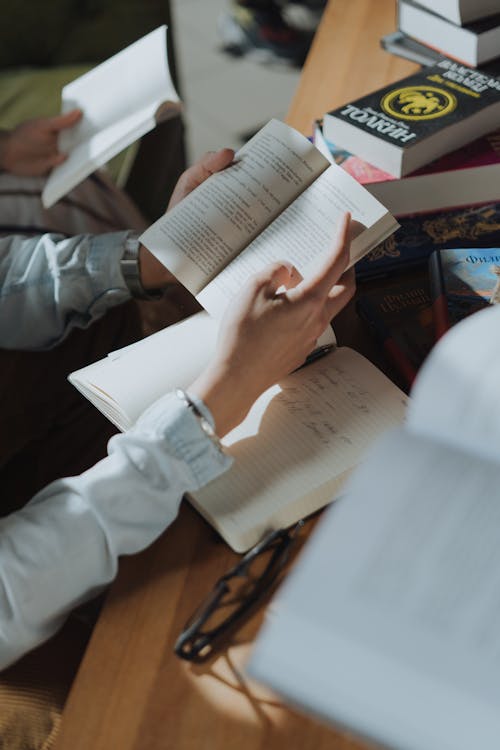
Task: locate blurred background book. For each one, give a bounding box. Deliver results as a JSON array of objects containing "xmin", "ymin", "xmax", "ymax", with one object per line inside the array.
[{"xmin": 397, "ymin": 0, "xmax": 500, "ymax": 67}]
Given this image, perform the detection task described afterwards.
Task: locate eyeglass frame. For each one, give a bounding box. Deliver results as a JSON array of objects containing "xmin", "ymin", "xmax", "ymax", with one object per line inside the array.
[{"xmin": 174, "ymin": 520, "xmax": 304, "ymax": 662}]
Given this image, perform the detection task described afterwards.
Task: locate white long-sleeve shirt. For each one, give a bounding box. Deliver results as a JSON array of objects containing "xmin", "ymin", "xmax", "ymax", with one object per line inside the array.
[{"xmin": 0, "ymin": 232, "xmax": 232, "ymax": 669}]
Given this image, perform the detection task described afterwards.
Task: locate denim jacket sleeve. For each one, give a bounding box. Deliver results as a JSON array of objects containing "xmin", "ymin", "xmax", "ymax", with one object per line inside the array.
[
  {"xmin": 0, "ymin": 231, "xmax": 132, "ymax": 350},
  {"xmin": 0, "ymin": 392, "xmax": 233, "ymax": 669}
]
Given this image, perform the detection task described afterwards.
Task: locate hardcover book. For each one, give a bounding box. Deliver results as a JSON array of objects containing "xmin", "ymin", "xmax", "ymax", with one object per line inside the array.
[
  {"xmin": 322, "ymin": 59, "xmax": 500, "ymax": 177},
  {"xmin": 315, "ymin": 120, "xmax": 500, "ymax": 217},
  {"xmin": 398, "ymin": 0, "xmax": 500, "ymax": 67},
  {"xmin": 428, "ymin": 245, "xmax": 500, "ymax": 338},
  {"xmin": 355, "ymin": 201, "xmax": 500, "ymax": 281},
  {"xmin": 380, "ymin": 32, "xmax": 500, "ymax": 78},
  {"xmin": 249, "ymin": 305, "xmax": 500, "ymax": 750},
  {"xmin": 381, "ymin": 30, "xmax": 447, "ymax": 67},
  {"xmin": 42, "ymin": 26, "xmax": 181, "ymax": 208},
  {"xmin": 412, "ymin": 0, "xmax": 500, "ymax": 24},
  {"xmin": 356, "ymin": 273, "xmax": 434, "ymax": 390}
]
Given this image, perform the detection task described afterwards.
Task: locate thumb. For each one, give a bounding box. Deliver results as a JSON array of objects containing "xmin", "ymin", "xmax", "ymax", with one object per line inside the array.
[
  {"xmin": 184, "ymin": 147, "xmax": 235, "ymax": 190},
  {"xmin": 48, "ymin": 109, "xmax": 83, "ymax": 132},
  {"xmin": 200, "ymin": 147, "xmax": 235, "ymax": 176}
]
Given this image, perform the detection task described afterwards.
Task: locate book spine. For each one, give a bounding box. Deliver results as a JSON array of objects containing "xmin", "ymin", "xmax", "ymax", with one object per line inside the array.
[
  {"xmin": 428, "ymin": 251, "xmax": 450, "ymax": 340},
  {"xmin": 356, "ymin": 297, "xmax": 417, "ymax": 390}
]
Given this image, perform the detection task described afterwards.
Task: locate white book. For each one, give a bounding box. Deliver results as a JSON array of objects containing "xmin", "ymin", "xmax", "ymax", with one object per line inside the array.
[
  {"xmin": 69, "ymin": 119, "xmax": 405, "ymax": 552},
  {"xmin": 398, "ymin": 0, "xmax": 500, "ymax": 67},
  {"xmin": 70, "ymin": 312, "xmax": 408, "ymax": 552},
  {"xmin": 413, "ymin": 0, "xmax": 500, "ymax": 25},
  {"xmin": 249, "ymin": 303, "xmax": 500, "ymax": 749},
  {"xmin": 42, "ymin": 25, "xmax": 181, "ymax": 208},
  {"xmin": 139, "ymin": 119, "xmax": 398, "ymax": 318}
]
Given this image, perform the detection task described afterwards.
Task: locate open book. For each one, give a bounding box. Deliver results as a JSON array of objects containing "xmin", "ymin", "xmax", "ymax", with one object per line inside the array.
[
  {"xmin": 70, "ymin": 121, "xmax": 403, "ymax": 551},
  {"xmin": 249, "ymin": 303, "xmax": 500, "ymax": 749},
  {"xmin": 139, "ymin": 118, "xmax": 398, "ymax": 318},
  {"xmin": 42, "ymin": 25, "xmax": 180, "ymax": 208},
  {"xmin": 69, "ymin": 313, "xmax": 407, "ymax": 552}
]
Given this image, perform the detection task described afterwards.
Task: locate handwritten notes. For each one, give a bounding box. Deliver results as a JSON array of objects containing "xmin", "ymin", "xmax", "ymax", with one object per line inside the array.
[{"xmin": 191, "ymin": 347, "xmax": 408, "ymax": 551}]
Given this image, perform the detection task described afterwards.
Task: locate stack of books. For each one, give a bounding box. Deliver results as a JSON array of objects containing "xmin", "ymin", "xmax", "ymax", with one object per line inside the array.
[
  {"xmin": 315, "ymin": 24, "xmax": 500, "ymax": 386},
  {"xmin": 384, "ymin": 0, "xmax": 500, "ymax": 72}
]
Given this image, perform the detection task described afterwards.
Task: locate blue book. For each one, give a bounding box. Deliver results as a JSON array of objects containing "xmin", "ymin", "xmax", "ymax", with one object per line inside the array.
[{"xmin": 428, "ymin": 246, "xmax": 500, "ymax": 338}]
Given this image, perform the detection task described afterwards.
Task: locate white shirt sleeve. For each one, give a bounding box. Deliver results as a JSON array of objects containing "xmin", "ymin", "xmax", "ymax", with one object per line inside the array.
[
  {"xmin": 0, "ymin": 392, "xmax": 232, "ymax": 669},
  {"xmin": 0, "ymin": 230, "xmax": 131, "ymax": 350}
]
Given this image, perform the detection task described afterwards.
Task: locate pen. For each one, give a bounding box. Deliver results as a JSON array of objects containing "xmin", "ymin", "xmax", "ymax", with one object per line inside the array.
[{"xmin": 295, "ymin": 343, "xmax": 336, "ymax": 371}]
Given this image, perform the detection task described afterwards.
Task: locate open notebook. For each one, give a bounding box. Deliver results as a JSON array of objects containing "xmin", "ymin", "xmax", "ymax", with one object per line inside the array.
[{"xmin": 70, "ymin": 312, "xmax": 407, "ymax": 551}]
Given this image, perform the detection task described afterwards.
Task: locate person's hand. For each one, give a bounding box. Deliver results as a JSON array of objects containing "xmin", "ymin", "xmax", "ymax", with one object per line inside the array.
[
  {"xmin": 139, "ymin": 148, "xmax": 235, "ymax": 290},
  {"xmin": 167, "ymin": 148, "xmax": 234, "ymax": 210},
  {"xmin": 0, "ymin": 109, "xmax": 83, "ymax": 177},
  {"xmin": 189, "ymin": 212, "xmax": 356, "ymax": 437}
]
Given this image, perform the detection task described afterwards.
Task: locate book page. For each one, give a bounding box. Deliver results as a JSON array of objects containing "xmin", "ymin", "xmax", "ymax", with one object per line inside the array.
[
  {"xmin": 42, "ymin": 26, "xmax": 179, "ymax": 207},
  {"xmin": 408, "ymin": 304, "xmax": 500, "ymax": 463},
  {"xmin": 69, "ymin": 312, "xmax": 218, "ymax": 431},
  {"xmin": 190, "ymin": 347, "xmax": 407, "ymax": 551},
  {"xmin": 42, "ymin": 106, "xmax": 157, "ymax": 209},
  {"xmin": 249, "ymin": 429, "xmax": 500, "ymax": 750},
  {"xmin": 198, "ymin": 162, "xmax": 396, "ymax": 318},
  {"xmin": 139, "ymin": 119, "xmax": 329, "ymax": 297}
]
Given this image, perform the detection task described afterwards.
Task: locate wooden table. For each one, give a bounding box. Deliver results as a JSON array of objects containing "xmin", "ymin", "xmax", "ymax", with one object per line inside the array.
[{"xmin": 54, "ymin": 3, "xmax": 418, "ymax": 749}]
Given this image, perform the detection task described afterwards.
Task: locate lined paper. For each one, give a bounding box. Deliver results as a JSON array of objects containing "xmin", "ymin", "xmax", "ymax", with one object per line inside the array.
[{"xmin": 191, "ymin": 347, "xmax": 408, "ymax": 551}]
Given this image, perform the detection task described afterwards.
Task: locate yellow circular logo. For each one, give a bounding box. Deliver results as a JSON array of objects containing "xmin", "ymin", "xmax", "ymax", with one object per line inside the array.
[{"xmin": 381, "ymin": 85, "xmax": 456, "ymax": 121}]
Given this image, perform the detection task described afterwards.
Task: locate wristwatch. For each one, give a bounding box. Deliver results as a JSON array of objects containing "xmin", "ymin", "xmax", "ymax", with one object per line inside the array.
[
  {"xmin": 175, "ymin": 389, "xmax": 223, "ymax": 453},
  {"xmin": 120, "ymin": 233, "xmax": 164, "ymax": 300}
]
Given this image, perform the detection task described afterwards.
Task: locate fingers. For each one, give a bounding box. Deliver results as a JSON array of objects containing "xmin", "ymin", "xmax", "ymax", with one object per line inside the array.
[
  {"xmin": 253, "ymin": 261, "xmax": 303, "ymax": 297},
  {"xmin": 325, "ymin": 267, "xmax": 356, "ymax": 319},
  {"xmin": 198, "ymin": 148, "xmax": 235, "ymax": 177},
  {"xmin": 301, "ymin": 212, "xmax": 351, "ymax": 297},
  {"xmin": 47, "ymin": 109, "xmax": 83, "ymax": 132},
  {"xmin": 167, "ymin": 148, "xmax": 235, "ymax": 210},
  {"xmin": 184, "ymin": 148, "xmax": 235, "ymax": 189}
]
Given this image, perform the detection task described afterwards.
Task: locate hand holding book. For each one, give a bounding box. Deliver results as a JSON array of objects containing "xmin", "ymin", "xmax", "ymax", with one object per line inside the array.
[
  {"xmin": 0, "ymin": 109, "xmax": 82, "ymax": 176},
  {"xmin": 189, "ymin": 213, "xmax": 355, "ymax": 437},
  {"xmin": 139, "ymin": 148, "xmax": 236, "ymax": 291}
]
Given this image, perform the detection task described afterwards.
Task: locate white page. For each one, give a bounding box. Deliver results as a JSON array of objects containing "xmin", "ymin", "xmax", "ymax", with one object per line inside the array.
[
  {"xmin": 191, "ymin": 347, "xmax": 407, "ymax": 551},
  {"xmin": 249, "ymin": 428, "xmax": 500, "ymax": 750},
  {"xmin": 408, "ymin": 304, "xmax": 500, "ymax": 463},
  {"xmin": 69, "ymin": 311, "xmax": 217, "ymax": 431},
  {"xmin": 139, "ymin": 119, "xmax": 330, "ymax": 297},
  {"xmin": 42, "ymin": 25, "xmax": 179, "ymax": 207},
  {"xmin": 197, "ymin": 162, "xmax": 395, "ymax": 318}
]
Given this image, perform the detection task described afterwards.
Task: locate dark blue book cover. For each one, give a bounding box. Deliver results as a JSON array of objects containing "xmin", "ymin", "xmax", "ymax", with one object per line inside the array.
[
  {"xmin": 324, "ymin": 59, "xmax": 500, "ymax": 175},
  {"xmin": 356, "ymin": 201, "xmax": 500, "ymax": 281},
  {"xmin": 356, "ymin": 274, "xmax": 434, "ymax": 390}
]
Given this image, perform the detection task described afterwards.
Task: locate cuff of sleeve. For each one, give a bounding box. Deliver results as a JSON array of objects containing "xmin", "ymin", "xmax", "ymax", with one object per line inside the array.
[
  {"xmin": 86, "ymin": 232, "xmax": 131, "ymax": 313},
  {"xmin": 135, "ymin": 392, "xmax": 233, "ymax": 490}
]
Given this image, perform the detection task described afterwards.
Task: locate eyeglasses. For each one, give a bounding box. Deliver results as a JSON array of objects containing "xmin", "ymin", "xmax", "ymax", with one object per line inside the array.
[{"xmin": 174, "ymin": 521, "xmax": 304, "ymax": 662}]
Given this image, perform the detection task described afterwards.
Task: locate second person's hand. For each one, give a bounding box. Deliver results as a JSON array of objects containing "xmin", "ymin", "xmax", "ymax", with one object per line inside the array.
[{"xmin": 0, "ymin": 109, "xmax": 83, "ymax": 176}]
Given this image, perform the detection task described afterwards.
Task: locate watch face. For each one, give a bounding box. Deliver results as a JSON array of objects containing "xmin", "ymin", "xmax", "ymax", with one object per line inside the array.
[{"xmin": 176, "ymin": 389, "xmax": 222, "ymax": 450}]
